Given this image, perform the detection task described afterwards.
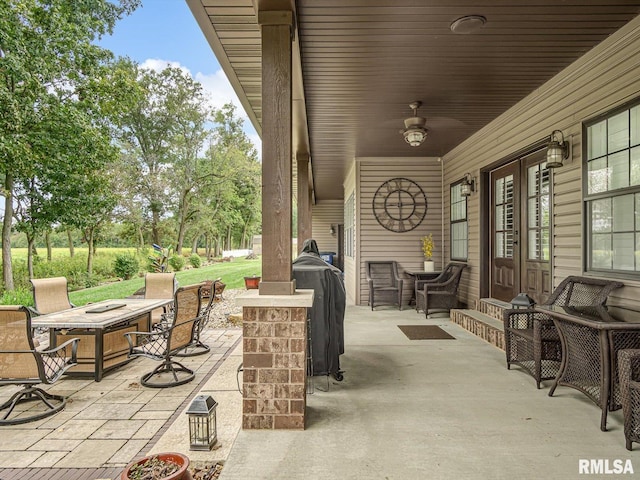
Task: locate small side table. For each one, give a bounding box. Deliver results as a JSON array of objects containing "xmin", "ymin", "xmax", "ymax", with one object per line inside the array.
[{"xmin": 405, "ymin": 270, "xmax": 441, "ymax": 306}]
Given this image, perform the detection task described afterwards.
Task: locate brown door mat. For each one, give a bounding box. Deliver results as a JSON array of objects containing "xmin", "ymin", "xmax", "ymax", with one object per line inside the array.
[{"xmin": 398, "ymin": 325, "xmax": 456, "ymax": 340}]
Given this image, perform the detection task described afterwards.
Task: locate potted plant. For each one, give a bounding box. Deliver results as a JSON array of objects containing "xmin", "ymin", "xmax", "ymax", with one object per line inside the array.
[
  {"xmin": 121, "ymin": 452, "xmax": 192, "ymax": 480},
  {"xmin": 244, "ymin": 275, "xmax": 261, "ymax": 289},
  {"xmin": 421, "ymin": 234, "xmax": 435, "ymax": 272}
]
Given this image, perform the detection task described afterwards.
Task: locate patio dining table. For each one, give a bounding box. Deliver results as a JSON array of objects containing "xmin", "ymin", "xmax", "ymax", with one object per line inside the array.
[
  {"xmin": 31, "ymin": 298, "xmax": 173, "ymax": 381},
  {"xmin": 537, "ymin": 304, "xmax": 640, "ymax": 431}
]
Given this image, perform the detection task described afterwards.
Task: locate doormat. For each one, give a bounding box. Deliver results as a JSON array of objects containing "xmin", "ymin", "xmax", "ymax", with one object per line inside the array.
[{"xmin": 398, "ymin": 325, "xmax": 456, "ymax": 340}]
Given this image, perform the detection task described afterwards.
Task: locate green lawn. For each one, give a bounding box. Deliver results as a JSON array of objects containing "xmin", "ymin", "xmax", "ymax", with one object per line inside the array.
[{"xmin": 69, "ymin": 257, "xmax": 261, "ymax": 306}]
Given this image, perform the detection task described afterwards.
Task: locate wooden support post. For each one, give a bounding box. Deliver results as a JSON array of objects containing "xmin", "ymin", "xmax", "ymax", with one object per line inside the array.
[
  {"xmin": 297, "ymin": 153, "xmax": 312, "ymax": 252},
  {"xmin": 259, "ymin": 10, "xmax": 295, "ymax": 295}
]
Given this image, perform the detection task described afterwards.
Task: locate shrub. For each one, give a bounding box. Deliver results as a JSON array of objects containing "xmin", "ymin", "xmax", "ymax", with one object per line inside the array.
[
  {"xmin": 113, "ymin": 254, "xmax": 140, "ymax": 280},
  {"xmin": 168, "ymin": 254, "xmax": 186, "ymax": 272},
  {"xmin": 189, "ymin": 254, "xmax": 202, "ymax": 268},
  {"xmin": 0, "ymin": 287, "xmax": 34, "ymax": 306}
]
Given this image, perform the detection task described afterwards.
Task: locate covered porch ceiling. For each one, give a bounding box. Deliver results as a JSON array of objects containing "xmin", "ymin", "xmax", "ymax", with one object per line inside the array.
[{"xmin": 188, "ymin": 0, "xmax": 640, "ymax": 201}]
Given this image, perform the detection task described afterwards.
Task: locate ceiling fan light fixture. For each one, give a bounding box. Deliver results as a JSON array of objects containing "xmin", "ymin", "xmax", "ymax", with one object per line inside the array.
[
  {"xmin": 401, "ymin": 101, "xmax": 428, "ymax": 147},
  {"xmin": 450, "ymin": 15, "xmax": 487, "ymax": 34}
]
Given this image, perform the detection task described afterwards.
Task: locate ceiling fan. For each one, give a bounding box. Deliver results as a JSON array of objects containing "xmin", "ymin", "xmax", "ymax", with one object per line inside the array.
[{"xmin": 400, "ymin": 101, "xmax": 429, "ymax": 147}]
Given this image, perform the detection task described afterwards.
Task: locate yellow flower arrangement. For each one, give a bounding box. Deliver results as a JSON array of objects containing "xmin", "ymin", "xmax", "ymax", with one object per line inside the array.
[{"xmin": 421, "ymin": 234, "xmax": 434, "ymax": 260}]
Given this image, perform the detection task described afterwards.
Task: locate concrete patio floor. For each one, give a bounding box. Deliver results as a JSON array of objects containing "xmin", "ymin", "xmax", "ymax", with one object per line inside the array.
[
  {"xmin": 0, "ymin": 304, "xmax": 638, "ymax": 479},
  {"xmin": 220, "ymin": 305, "xmax": 638, "ymax": 480}
]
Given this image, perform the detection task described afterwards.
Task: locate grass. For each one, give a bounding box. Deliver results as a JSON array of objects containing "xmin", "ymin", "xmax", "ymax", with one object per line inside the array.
[{"xmin": 69, "ymin": 257, "xmax": 261, "ymax": 306}]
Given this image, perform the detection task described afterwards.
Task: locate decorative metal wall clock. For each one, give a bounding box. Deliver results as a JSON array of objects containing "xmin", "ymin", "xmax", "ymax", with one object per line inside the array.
[{"xmin": 372, "ymin": 178, "xmax": 427, "ymax": 232}]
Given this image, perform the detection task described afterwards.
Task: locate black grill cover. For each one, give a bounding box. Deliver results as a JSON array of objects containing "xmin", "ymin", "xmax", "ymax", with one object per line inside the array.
[{"xmin": 293, "ymin": 246, "xmax": 345, "ymax": 377}]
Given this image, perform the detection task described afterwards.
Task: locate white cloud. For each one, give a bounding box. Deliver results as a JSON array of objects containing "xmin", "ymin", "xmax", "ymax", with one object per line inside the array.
[{"xmin": 139, "ymin": 58, "xmax": 261, "ymax": 158}]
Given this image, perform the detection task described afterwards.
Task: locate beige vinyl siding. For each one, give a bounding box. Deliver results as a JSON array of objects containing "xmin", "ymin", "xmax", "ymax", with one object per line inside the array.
[
  {"xmin": 356, "ymin": 157, "xmax": 443, "ymax": 306},
  {"xmin": 343, "ymin": 160, "xmax": 357, "ymax": 305},
  {"xmin": 311, "ymin": 200, "xmax": 342, "ymax": 256},
  {"xmin": 442, "ymin": 15, "xmax": 640, "ymax": 309}
]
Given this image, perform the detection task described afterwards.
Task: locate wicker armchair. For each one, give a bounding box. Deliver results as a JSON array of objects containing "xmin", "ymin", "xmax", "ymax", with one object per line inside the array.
[
  {"xmin": 415, "ymin": 263, "xmax": 467, "ymax": 318},
  {"xmin": 0, "ymin": 306, "xmax": 78, "ymax": 425},
  {"xmin": 30, "ymin": 277, "xmax": 74, "ymax": 315},
  {"xmin": 144, "ymin": 272, "xmax": 176, "ymax": 327},
  {"xmin": 618, "ymin": 349, "xmax": 640, "ymax": 450},
  {"xmin": 125, "ymin": 284, "xmax": 202, "ymax": 388},
  {"xmin": 365, "ymin": 261, "xmax": 404, "ymax": 310},
  {"xmin": 504, "ymin": 276, "xmax": 623, "ymax": 388}
]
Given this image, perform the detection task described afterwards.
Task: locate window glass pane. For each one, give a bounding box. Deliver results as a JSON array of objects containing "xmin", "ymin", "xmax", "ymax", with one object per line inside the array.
[
  {"xmin": 495, "ymin": 178, "xmax": 504, "ymax": 204},
  {"xmin": 636, "ymin": 234, "xmax": 640, "ymax": 271},
  {"xmin": 505, "ymin": 230, "xmax": 514, "ymax": 257},
  {"xmin": 542, "ymin": 228, "xmax": 550, "ymax": 261},
  {"xmin": 496, "ymin": 205, "xmax": 504, "ymax": 230},
  {"xmin": 632, "ymin": 105, "xmax": 640, "ymax": 147},
  {"xmin": 540, "ymin": 195, "xmax": 549, "ymax": 228},
  {"xmin": 541, "ymin": 167, "xmax": 549, "ymax": 195},
  {"xmin": 528, "ymin": 198, "xmax": 538, "ymax": 229},
  {"xmin": 631, "ymin": 146, "xmax": 640, "ymax": 186},
  {"xmin": 528, "ymin": 165, "xmax": 539, "ymax": 197},
  {"xmin": 496, "ymin": 233, "xmax": 504, "ymax": 258},
  {"xmin": 588, "ymin": 120, "xmax": 607, "ymax": 160},
  {"xmin": 636, "ymin": 194, "xmax": 640, "ymax": 231},
  {"xmin": 613, "ymin": 233, "xmax": 635, "ymax": 270},
  {"xmin": 452, "ymin": 222, "xmax": 468, "ymax": 260},
  {"xmin": 528, "ymin": 229, "xmax": 539, "ymax": 260},
  {"xmin": 592, "ymin": 198, "xmax": 612, "ymax": 233},
  {"xmin": 609, "ymin": 150, "xmax": 630, "ymax": 190},
  {"xmin": 608, "ymin": 111, "xmax": 629, "ymax": 152},
  {"xmin": 613, "ymin": 195, "xmax": 634, "ymax": 232},
  {"xmin": 591, "ymin": 233, "xmax": 612, "ymax": 269},
  {"xmin": 588, "ymin": 158, "xmax": 608, "ymax": 194}
]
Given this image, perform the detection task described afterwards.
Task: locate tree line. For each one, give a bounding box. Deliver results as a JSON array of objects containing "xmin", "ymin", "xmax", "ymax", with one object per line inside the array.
[{"xmin": 0, "ymin": 0, "xmax": 261, "ymax": 291}]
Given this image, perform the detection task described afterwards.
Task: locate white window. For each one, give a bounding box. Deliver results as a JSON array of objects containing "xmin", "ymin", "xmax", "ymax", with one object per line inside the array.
[
  {"xmin": 450, "ymin": 182, "xmax": 468, "ymax": 261},
  {"xmin": 344, "ymin": 193, "xmax": 355, "ymax": 258},
  {"xmin": 585, "ymin": 102, "xmax": 640, "ymax": 273}
]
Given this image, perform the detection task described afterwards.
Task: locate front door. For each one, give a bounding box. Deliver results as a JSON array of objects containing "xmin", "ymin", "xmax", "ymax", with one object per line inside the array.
[{"xmin": 490, "ymin": 151, "xmax": 551, "ymax": 303}]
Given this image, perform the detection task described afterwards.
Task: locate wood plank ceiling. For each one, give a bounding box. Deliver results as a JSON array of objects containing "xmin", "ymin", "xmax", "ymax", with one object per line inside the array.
[{"xmin": 189, "ymin": 0, "xmax": 640, "ymax": 200}]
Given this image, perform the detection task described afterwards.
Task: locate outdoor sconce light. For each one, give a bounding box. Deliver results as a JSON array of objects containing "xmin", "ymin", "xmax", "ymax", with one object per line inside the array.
[
  {"xmin": 546, "ymin": 129, "xmax": 570, "ymax": 168},
  {"xmin": 460, "ymin": 173, "xmax": 475, "ymax": 197},
  {"xmin": 510, "ymin": 293, "xmax": 536, "ymax": 309},
  {"xmin": 186, "ymin": 394, "xmax": 218, "ymax": 451},
  {"xmin": 329, "ymin": 225, "xmax": 336, "ymax": 236}
]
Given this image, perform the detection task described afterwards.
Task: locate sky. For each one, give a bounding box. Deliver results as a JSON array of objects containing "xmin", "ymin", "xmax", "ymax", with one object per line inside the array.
[{"xmin": 99, "ymin": 0, "xmax": 260, "ymax": 154}]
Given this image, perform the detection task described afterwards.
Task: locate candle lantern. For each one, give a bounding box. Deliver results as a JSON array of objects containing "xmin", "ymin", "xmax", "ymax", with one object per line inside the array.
[{"xmin": 186, "ymin": 394, "xmax": 218, "ymax": 451}]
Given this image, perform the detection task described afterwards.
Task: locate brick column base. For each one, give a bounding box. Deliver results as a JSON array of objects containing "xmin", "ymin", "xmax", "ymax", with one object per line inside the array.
[{"xmin": 242, "ymin": 305, "xmax": 308, "ymax": 429}]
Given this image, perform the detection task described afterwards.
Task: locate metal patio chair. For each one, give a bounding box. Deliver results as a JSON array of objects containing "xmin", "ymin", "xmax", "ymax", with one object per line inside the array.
[
  {"xmin": 125, "ymin": 284, "xmax": 202, "ymax": 388},
  {"xmin": 174, "ymin": 279, "xmax": 223, "ymax": 357},
  {"xmin": 30, "ymin": 277, "xmax": 74, "ymax": 315},
  {"xmin": 144, "ymin": 272, "xmax": 176, "ymax": 327},
  {"xmin": 0, "ymin": 306, "xmax": 78, "ymax": 425}
]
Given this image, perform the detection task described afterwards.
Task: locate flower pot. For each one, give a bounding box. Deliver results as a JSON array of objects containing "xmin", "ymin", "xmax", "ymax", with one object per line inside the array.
[
  {"xmin": 423, "ymin": 260, "xmax": 435, "ymax": 272},
  {"xmin": 244, "ymin": 276, "xmax": 261, "ymax": 289},
  {"xmin": 121, "ymin": 452, "xmax": 192, "ymax": 480}
]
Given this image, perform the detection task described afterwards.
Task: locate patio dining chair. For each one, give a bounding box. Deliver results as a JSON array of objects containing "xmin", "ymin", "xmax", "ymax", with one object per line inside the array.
[
  {"xmin": 365, "ymin": 261, "xmax": 404, "ymax": 310},
  {"xmin": 30, "ymin": 277, "xmax": 74, "ymax": 315},
  {"xmin": 144, "ymin": 272, "xmax": 177, "ymax": 327},
  {"xmin": 125, "ymin": 284, "xmax": 203, "ymax": 388},
  {"xmin": 415, "ymin": 262, "xmax": 467, "ymax": 318},
  {"xmin": 0, "ymin": 306, "xmax": 79, "ymax": 425},
  {"xmin": 504, "ymin": 276, "xmax": 623, "ymax": 388},
  {"xmin": 174, "ymin": 279, "xmax": 223, "ymax": 357}
]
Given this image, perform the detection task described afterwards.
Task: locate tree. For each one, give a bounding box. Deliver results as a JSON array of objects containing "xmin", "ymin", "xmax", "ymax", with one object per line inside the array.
[
  {"xmin": 0, "ymin": 0, "xmax": 140, "ymax": 289},
  {"xmin": 113, "ymin": 64, "xmax": 187, "ymax": 247}
]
